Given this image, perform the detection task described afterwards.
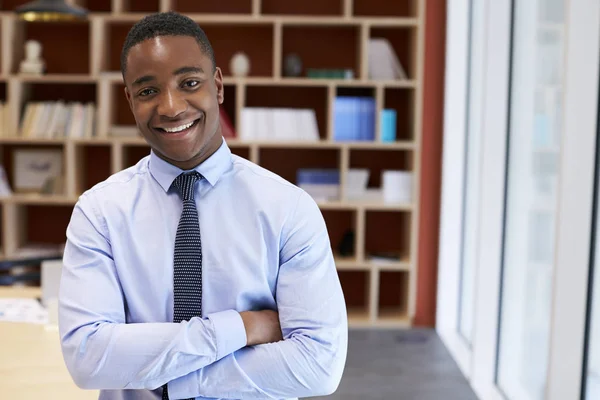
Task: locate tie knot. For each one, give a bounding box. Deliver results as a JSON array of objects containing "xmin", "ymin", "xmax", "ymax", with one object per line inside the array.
[{"xmin": 171, "ymin": 171, "xmax": 202, "ymax": 201}]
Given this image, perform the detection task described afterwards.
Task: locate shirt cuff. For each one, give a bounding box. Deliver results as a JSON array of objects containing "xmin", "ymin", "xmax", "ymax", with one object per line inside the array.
[{"xmin": 207, "ymin": 309, "xmax": 247, "ymax": 361}]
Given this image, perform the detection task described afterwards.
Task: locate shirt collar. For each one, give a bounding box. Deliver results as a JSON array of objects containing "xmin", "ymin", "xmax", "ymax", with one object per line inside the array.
[{"xmin": 149, "ymin": 137, "xmax": 232, "ymax": 192}]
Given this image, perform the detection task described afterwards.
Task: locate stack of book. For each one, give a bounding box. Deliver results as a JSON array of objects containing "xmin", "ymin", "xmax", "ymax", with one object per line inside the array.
[
  {"xmin": 333, "ymin": 96, "xmax": 376, "ymax": 141},
  {"xmin": 240, "ymin": 107, "xmax": 319, "ymax": 141},
  {"xmin": 297, "ymin": 168, "xmax": 340, "ymax": 202},
  {"xmin": 306, "ymin": 69, "xmax": 354, "ymax": 79},
  {"xmin": 19, "ymin": 101, "xmax": 96, "ymax": 138}
]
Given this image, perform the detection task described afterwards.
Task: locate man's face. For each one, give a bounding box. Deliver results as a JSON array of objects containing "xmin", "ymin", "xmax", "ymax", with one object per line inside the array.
[{"xmin": 124, "ymin": 35, "xmax": 224, "ymax": 169}]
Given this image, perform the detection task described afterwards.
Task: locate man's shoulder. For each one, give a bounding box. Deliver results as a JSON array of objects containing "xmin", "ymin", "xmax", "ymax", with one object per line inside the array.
[
  {"xmin": 230, "ymin": 154, "xmax": 301, "ymax": 195},
  {"xmin": 80, "ymin": 155, "xmax": 150, "ymax": 201},
  {"xmin": 229, "ymin": 155, "xmax": 321, "ymax": 218}
]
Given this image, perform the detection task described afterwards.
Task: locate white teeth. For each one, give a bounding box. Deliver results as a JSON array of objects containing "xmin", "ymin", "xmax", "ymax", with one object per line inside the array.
[{"xmin": 162, "ymin": 121, "xmax": 194, "ymax": 133}]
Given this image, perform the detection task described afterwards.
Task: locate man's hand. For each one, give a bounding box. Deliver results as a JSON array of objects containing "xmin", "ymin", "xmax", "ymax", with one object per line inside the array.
[{"xmin": 239, "ymin": 310, "xmax": 283, "ymax": 346}]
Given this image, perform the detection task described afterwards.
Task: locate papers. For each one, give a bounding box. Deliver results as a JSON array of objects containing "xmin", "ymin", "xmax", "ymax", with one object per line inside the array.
[{"xmin": 0, "ymin": 298, "xmax": 48, "ymax": 324}]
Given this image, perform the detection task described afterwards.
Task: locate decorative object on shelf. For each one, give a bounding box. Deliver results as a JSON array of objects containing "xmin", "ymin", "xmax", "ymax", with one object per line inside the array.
[
  {"xmin": 381, "ymin": 109, "xmax": 397, "ymax": 142},
  {"xmin": 19, "ymin": 40, "xmax": 45, "ymax": 76},
  {"xmin": 283, "ymin": 53, "xmax": 303, "ymax": 77},
  {"xmin": 306, "ymin": 68, "xmax": 354, "ymax": 79},
  {"xmin": 344, "ymin": 169, "xmax": 370, "ymax": 200},
  {"xmin": 337, "ymin": 230, "xmax": 355, "ymax": 257},
  {"xmin": 13, "ymin": 148, "xmax": 63, "ymax": 194},
  {"xmin": 229, "ymin": 52, "xmax": 250, "ymax": 77},
  {"xmin": 382, "ymin": 170, "xmax": 413, "ymax": 204},
  {"xmin": 40, "ymin": 175, "xmax": 64, "ymax": 195},
  {"xmin": 14, "ymin": 0, "xmax": 88, "ymax": 22},
  {"xmin": 368, "ymin": 38, "xmax": 407, "ymax": 80},
  {"xmin": 0, "ymin": 165, "xmax": 12, "ymax": 197}
]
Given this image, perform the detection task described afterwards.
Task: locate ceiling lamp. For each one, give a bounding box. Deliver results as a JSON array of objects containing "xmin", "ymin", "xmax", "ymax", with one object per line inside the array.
[{"xmin": 15, "ymin": 0, "xmax": 88, "ymax": 22}]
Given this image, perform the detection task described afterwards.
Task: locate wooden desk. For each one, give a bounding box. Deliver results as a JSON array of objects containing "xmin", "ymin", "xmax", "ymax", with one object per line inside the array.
[{"xmin": 0, "ymin": 287, "xmax": 98, "ymax": 399}]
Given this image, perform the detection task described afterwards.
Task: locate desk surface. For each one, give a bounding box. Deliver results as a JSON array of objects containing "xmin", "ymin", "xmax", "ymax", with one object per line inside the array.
[{"xmin": 0, "ymin": 286, "xmax": 98, "ymax": 399}]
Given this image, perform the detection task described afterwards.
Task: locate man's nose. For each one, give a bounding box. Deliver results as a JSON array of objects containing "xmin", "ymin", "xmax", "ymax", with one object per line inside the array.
[{"xmin": 157, "ymin": 89, "xmax": 187, "ymax": 118}]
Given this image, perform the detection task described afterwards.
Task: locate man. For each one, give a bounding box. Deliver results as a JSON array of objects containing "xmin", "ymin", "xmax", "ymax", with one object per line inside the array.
[{"xmin": 58, "ymin": 11, "xmax": 348, "ymax": 400}]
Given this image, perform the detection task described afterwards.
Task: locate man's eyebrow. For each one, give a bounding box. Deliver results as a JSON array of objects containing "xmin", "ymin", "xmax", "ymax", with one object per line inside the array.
[
  {"xmin": 132, "ymin": 75, "xmax": 155, "ymax": 87},
  {"xmin": 174, "ymin": 66, "xmax": 204, "ymax": 76}
]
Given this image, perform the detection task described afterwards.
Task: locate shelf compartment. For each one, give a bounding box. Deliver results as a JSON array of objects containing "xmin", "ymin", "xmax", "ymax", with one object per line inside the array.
[
  {"xmin": 338, "ymin": 270, "xmax": 370, "ymax": 320},
  {"xmin": 75, "ymin": 144, "xmax": 112, "ymax": 194},
  {"xmin": 121, "ymin": 0, "xmax": 160, "ymax": 13},
  {"xmin": 365, "ymin": 211, "xmax": 411, "ymax": 264},
  {"xmin": 77, "ymin": 0, "xmax": 112, "ymax": 12},
  {"xmin": 0, "ymin": 203, "xmax": 3, "ymax": 257},
  {"xmin": 377, "ymin": 270, "xmax": 409, "ymax": 320},
  {"xmin": 322, "ymin": 209, "xmax": 357, "ymax": 259},
  {"xmin": 107, "ymin": 22, "xmax": 134, "ymax": 72},
  {"xmin": 261, "ymin": 0, "xmax": 344, "ymax": 16},
  {"xmin": 383, "ymin": 88, "xmax": 415, "ymax": 141},
  {"xmin": 369, "ymin": 27, "xmax": 416, "ymax": 81},
  {"xmin": 172, "ymin": 0, "xmax": 253, "ymax": 14},
  {"xmin": 14, "ymin": 21, "xmax": 90, "ymax": 75},
  {"xmin": 110, "ymin": 22, "xmax": 274, "ymax": 77},
  {"xmin": 245, "ymin": 85, "xmax": 329, "ymax": 140},
  {"xmin": 202, "ymin": 24, "xmax": 274, "ymax": 78},
  {"xmin": 21, "ymin": 82, "xmax": 96, "ymax": 103},
  {"xmin": 0, "ymin": 81, "xmax": 7, "ymax": 135},
  {"xmin": 348, "ymin": 149, "xmax": 414, "ymax": 203},
  {"xmin": 26, "ymin": 204, "xmax": 71, "ymax": 244},
  {"xmin": 282, "ymin": 25, "xmax": 361, "ymax": 79},
  {"xmin": 222, "ymin": 83, "xmax": 237, "ymax": 134},
  {"xmin": 1, "ymin": 143, "xmax": 65, "ymax": 195},
  {"xmin": 257, "ymin": 146, "xmax": 339, "ymax": 187},
  {"xmin": 17, "ymin": 82, "xmax": 97, "ymax": 138},
  {"xmin": 5, "ymin": 204, "xmax": 73, "ymax": 262},
  {"xmin": 353, "ymin": 0, "xmax": 418, "ymax": 18},
  {"xmin": 228, "ymin": 144, "xmax": 250, "ymax": 160},
  {"xmin": 112, "ymin": 82, "xmax": 135, "ymax": 129},
  {"xmin": 0, "ymin": 1, "xmax": 30, "ymax": 11},
  {"xmin": 123, "ymin": 144, "xmax": 150, "ymax": 168}
]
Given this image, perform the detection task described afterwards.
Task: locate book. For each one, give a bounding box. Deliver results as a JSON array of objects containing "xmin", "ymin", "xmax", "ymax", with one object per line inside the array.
[
  {"xmin": 381, "ymin": 109, "xmax": 397, "ymax": 142},
  {"xmin": 368, "ymin": 38, "xmax": 408, "ymax": 80},
  {"xmin": 220, "ymin": 106, "xmax": 236, "ymax": 139},
  {"xmin": 334, "ymin": 96, "xmax": 376, "ymax": 141}
]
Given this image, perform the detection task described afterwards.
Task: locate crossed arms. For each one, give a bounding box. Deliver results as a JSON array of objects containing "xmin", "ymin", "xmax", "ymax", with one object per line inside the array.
[{"xmin": 58, "ymin": 190, "xmax": 348, "ymax": 399}]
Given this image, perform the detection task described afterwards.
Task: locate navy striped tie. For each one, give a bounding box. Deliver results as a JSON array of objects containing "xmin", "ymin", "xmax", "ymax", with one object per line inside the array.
[{"xmin": 163, "ymin": 171, "xmax": 203, "ymax": 400}]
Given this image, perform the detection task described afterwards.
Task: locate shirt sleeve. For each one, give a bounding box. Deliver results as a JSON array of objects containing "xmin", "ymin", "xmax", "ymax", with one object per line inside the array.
[
  {"xmin": 58, "ymin": 193, "xmax": 247, "ymax": 391},
  {"xmin": 167, "ymin": 190, "xmax": 348, "ymax": 399}
]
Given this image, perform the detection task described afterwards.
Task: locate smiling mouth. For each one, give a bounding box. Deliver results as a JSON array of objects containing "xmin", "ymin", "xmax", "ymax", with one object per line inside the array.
[{"xmin": 155, "ymin": 118, "xmax": 201, "ymax": 134}]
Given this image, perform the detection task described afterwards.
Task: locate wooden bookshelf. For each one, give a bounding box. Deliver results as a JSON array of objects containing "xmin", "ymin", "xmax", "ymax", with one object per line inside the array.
[{"xmin": 0, "ymin": 0, "xmax": 425, "ymax": 328}]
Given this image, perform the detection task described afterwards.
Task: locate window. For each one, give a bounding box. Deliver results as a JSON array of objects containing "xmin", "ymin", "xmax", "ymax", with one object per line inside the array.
[{"xmin": 495, "ymin": 0, "xmax": 565, "ymax": 398}]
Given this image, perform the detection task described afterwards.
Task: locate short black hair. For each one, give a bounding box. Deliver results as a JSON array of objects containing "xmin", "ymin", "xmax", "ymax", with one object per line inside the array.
[{"xmin": 120, "ymin": 11, "xmax": 216, "ymax": 77}]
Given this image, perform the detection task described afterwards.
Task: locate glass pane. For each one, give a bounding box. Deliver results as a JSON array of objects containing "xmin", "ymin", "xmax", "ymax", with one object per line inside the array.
[
  {"xmin": 458, "ymin": 0, "xmax": 485, "ymax": 345},
  {"xmin": 587, "ymin": 198, "xmax": 600, "ymax": 398},
  {"xmin": 496, "ymin": 0, "xmax": 565, "ymax": 399}
]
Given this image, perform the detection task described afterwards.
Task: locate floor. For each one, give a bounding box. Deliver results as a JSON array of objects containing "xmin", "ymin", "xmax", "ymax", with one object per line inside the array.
[{"xmin": 308, "ymin": 329, "xmax": 478, "ymax": 400}]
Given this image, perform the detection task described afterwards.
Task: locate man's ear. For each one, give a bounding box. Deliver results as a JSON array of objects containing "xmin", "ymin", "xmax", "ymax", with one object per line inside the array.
[{"xmin": 214, "ymin": 66, "xmax": 224, "ymax": 105}]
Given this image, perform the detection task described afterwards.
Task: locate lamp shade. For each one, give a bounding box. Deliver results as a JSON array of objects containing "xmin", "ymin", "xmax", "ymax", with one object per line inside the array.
[{"xmin": 15, "ymin": 0, "xmax": 88, "ymax": 22}]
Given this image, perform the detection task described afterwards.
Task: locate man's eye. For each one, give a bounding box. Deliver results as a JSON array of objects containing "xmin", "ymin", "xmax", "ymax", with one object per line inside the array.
[
  {"xmin": 184, "ymin": 80, "xmax": 199, "ymax": 88},
  {"xmin": 139, "ymin": 88, "xmax": 156, "ymax": 97}
]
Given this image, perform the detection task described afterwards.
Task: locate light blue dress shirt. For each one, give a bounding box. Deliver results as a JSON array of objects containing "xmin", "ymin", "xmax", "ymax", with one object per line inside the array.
[{"xmin": 58, "ymin": 138, "xmax": 348, "ymax": 400}]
